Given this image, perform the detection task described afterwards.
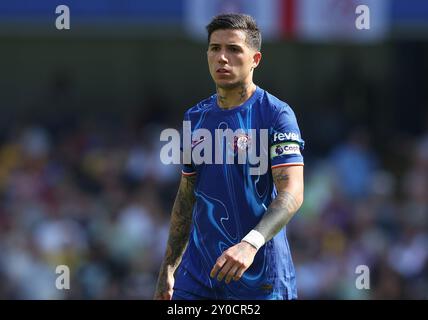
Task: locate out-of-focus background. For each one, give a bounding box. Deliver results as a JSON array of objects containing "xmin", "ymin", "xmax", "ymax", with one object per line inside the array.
[{"xmin": 0, "ymin": 0, "xmax": 427, "ymax": 299}]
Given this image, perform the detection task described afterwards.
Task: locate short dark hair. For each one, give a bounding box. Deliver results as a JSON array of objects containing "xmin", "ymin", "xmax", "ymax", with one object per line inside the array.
[{"xmin": 206, "ymin": 13, "xmax": 261, "ymax": 51}]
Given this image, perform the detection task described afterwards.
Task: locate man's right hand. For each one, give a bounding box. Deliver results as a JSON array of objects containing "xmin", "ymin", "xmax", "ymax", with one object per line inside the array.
[{"xmin": 153, "ymin": 271, "xmax": 175, "ymax": 300}]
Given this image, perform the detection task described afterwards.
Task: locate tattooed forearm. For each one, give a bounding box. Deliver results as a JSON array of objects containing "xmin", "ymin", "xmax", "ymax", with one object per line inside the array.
[
  {"xmin": 254, "ymin": 167, "xmax": 303, "ymax": 243},
  {"xmin": 254, "ymin": 191, "xmax": 299, "ymax": 242},
  {"xmin": 154, "ymin": 175, "xmax": 196, "ymax": 298},
  {"xmin": 157, "ymin": 175, "xmax": 195, "ymax": 276},
  {"xmin": 165, "ymin": 175, "xmax": 195, "ymax": 267}
]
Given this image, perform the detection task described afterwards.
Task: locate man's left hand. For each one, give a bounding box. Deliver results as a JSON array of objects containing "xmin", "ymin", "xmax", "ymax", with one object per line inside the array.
[{"xmin": 210, "ymin": 241, "xmax": 258, "ymax": 284}]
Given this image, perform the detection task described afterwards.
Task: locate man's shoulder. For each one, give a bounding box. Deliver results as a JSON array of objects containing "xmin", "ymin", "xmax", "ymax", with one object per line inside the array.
[{"xmin": 259, "ymin": 88, "xmax": 295, "ymax": 115}]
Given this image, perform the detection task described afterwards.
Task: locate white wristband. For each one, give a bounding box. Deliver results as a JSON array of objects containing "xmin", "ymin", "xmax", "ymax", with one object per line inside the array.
[{"xmin": 242, "ymin": 230, "xmax": 265, "ymax": 250}]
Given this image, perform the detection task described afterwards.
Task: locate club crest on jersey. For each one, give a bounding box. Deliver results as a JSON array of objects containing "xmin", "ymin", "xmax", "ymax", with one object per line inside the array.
[{"xmin": 234, "ymin": 134, "xmax": 251, "ymax": 152}]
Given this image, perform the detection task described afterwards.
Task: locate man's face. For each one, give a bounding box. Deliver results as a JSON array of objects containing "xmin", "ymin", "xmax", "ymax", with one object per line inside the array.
[{"xmin": 207, "ymin": 29, "xmax": 261, "ymax": 89}]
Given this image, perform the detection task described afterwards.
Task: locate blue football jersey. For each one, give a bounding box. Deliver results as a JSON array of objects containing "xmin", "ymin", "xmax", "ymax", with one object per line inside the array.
[{"xmin": 174, "ymin": 86, "xmax": 304, "ymax": 300}]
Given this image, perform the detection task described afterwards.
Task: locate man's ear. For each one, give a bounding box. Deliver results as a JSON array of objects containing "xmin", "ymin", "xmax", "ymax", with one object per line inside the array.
[{"xmin": 253, "ymin": 51, "xmax": 262, "ymax": 69}]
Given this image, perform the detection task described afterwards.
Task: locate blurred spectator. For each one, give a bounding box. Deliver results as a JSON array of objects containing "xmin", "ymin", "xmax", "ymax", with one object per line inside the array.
[{"xmin": 329, "ymin": 128, "xmax": 378, "ymax": 200}]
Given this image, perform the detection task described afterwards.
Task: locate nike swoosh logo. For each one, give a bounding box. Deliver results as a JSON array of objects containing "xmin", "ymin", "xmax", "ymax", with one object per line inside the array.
[{"xmin": 191, "ymin": 137, "xmax": 205, "ymax": 148}]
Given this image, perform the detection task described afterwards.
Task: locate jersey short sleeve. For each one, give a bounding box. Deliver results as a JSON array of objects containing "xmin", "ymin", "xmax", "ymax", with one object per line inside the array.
[
  {"xmin": 180, "ymin": 111, "xmax": 196, "ymax": 176},
  {"xmin": 270, "ymin": 106, "xmax": 305, "ymax": 169}
]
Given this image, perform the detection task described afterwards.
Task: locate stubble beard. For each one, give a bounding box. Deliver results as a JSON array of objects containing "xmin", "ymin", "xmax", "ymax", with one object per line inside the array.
[{"xmin": 216, "ymin": 79, "xmax": 244, "ymax": 90}]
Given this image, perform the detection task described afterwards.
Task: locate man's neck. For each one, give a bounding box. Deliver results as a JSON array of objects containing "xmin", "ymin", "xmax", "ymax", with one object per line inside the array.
[{"xmin": 216, "ymin": 83, "xmax": 257, "ymax": 110}]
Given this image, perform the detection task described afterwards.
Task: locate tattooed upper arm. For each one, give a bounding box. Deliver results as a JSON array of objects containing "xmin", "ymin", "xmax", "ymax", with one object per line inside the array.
[
  {"xmin": 272, "ymin": 167, "xmax": 291, "ymax": 189},
  {"xmin": 272, "ymin": 165, "xmax": 304, "ymax": 200}
]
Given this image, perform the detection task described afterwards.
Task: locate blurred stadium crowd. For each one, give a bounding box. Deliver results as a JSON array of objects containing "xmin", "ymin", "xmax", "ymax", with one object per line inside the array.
[
  {"xmin": 0, "ymin": 118, "xmax": 175, "ymax": 299},
  {"xmin": 0, "ymin": 107, "xmax": 426, "ymax": 299}
]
